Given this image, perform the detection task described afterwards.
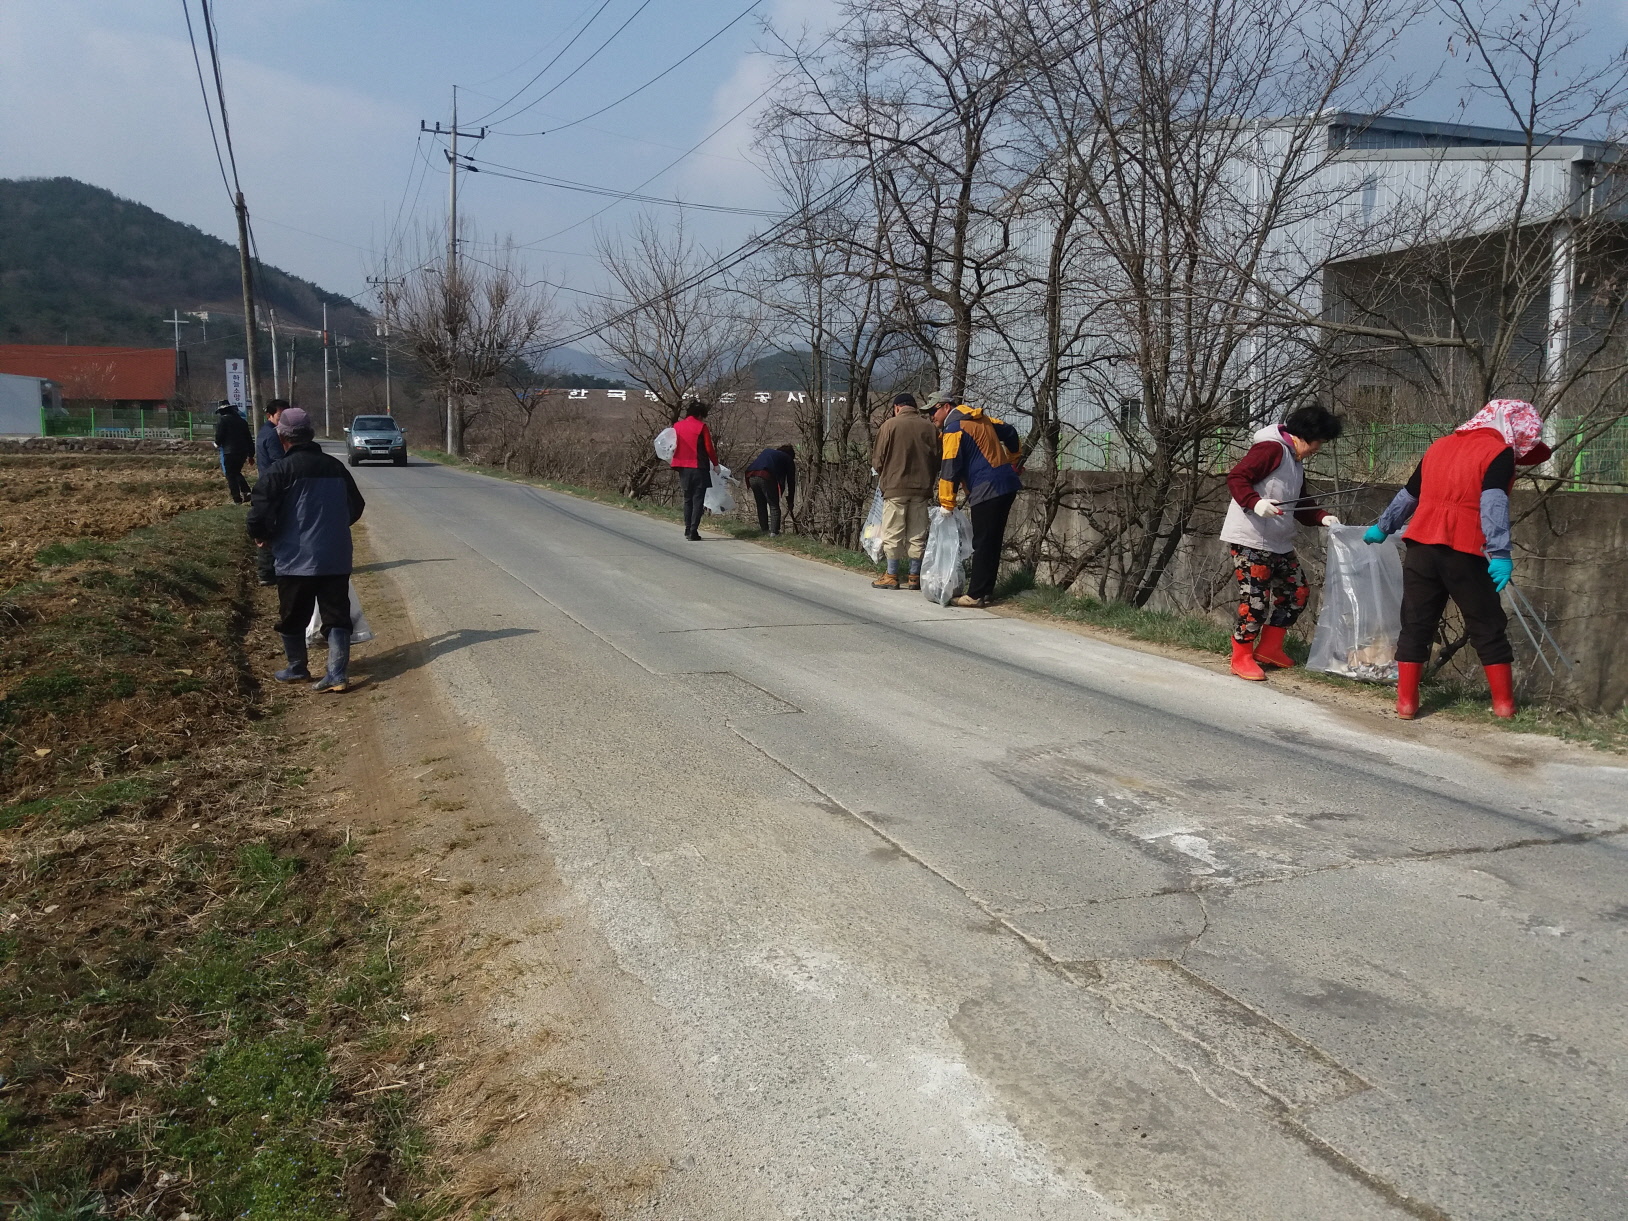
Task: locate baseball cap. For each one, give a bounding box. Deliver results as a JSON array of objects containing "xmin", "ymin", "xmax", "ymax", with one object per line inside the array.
[{"xmin": 275, "ymin": 407, "xmax": 313, "ymax": 436}]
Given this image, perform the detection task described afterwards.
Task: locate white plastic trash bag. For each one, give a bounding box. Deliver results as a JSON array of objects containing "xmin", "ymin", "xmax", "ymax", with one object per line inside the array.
[
  {"xmin": 306, "ymin": 582, "xmax": 375, "ymax": 645},
  {"xmin": 653, "ymin": 426, "xmax": 678, "ymax": 461},
  {"xmin": 920, "ymin": 506, "xmax": 974, "ymax": 606},
  {"xmin": 703, "ymin": 464, "xmax": 735, "ymax": 514},
  {"xmin": 1308, "ymin": 525, "xmax": 1403, "ymax": 682},
  {"xmin": 860, "ymin": 488, "xmax": 886, "ymax": 563}
]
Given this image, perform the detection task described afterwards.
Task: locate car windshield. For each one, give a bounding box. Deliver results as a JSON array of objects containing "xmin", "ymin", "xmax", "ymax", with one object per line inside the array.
[{"xmin": 352, "ymin": 417, "xmax": 397, "ymax": 431}]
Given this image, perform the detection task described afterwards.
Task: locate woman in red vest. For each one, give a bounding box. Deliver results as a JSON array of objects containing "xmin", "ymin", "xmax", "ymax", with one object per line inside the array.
[
  {"xmin": 669, "ymin": 399, "xmax": 718, "ymax": 541},
  {"xmin": 1363, "ymin": 399, "xmax": 1551, "ymax": 720}
]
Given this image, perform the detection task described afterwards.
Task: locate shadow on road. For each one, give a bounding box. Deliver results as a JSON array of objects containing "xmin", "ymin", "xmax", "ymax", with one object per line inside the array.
[
  {"xmin": 354, "ymin": 558, "xmax": 458, "ymax": 573},
  {"xmin": 361, "ymin": 627, "xmax": 538, "ymax": 681}
]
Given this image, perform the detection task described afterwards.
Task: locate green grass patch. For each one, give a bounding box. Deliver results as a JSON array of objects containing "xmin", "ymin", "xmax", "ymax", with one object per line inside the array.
[
  {"xmin": 1013, "ymin": 583, "xmax": 1239, "ymax": 656},
  {"xmin": 0, "ymin": 494, "xmax": 443, "ymax": 1217}
]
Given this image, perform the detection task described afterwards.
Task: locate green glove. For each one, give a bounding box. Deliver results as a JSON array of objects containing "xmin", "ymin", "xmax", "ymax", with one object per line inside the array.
[
  {"xmin": 1362, "ymin": 524, "xmax": 1387, "ymax": 545},
  {"xmin": 1487, "ymin": 557, "xmax": 1513, "ymax": 592}
]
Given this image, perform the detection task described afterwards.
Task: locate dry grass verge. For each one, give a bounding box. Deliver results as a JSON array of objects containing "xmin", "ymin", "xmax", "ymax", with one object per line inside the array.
[{"xmin": 0, "ymin": 496, "xmax": 440, "ymax": 1219}]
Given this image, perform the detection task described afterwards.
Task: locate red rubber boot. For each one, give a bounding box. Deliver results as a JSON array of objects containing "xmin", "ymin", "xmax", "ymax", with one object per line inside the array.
[
  {"xmin": 1230, "ymin": 638, "xmax": 1266, "ymax": 681},
  {"xmin": 1396, "ymin": 661, "xmax": 1422, "ymax": 720},
  {"xmin": 1255, "ymin": 625, "xmax": 1296, "ymax": 669},
  {"xmin": 1484, "ymin": 663, "xmax": 1517, "ymax": 719}
]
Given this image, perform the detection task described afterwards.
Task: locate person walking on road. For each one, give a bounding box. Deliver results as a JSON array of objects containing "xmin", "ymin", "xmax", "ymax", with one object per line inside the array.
[
  {"xmin": 247, "ymin": 407, "xmax": 366, "ymax": 694},
  {"xmin": 744, "ymin": 444, "xmax": 796, "ymax": 536},
  {"xmin": 936, "ymin": 395, "xmax": 1023, "ymax": 608},
  {"xmin": 1220, "ymin": 405, "xmax": 1345, "ymax": 681},
  {"xmin": 252, "ymin": 398, "xmax": 289, "ymax": 586},
  {"xmin": 1362, "ymin": 399, "xmax": 1552, "ymax": 721},
  {"xmin": 871, "ymin": 393, "xmax": 939, "ymax": 590},
  {"xmin": 670, "ymin": 400, "xmax": 718, "ymax": 542},
  {"xmin": 212, "ymin": 401, "xmax": 254, "ymax": 504}
]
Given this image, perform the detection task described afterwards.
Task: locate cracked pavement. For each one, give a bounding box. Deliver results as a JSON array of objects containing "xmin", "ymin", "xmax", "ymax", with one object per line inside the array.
[{"xmin": 348, "ymin": 453, "xmax": 1628, "ymax": 1220}]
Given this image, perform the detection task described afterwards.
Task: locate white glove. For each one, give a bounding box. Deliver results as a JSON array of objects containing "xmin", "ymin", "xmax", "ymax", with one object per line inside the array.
[
  {"xmin": 1252, "ymin": 499, "xmax": 1283, "ymax": 517},
  {"xmin": 1321, "ymin": 515, "xmax": 1341, "ymax": 527}
]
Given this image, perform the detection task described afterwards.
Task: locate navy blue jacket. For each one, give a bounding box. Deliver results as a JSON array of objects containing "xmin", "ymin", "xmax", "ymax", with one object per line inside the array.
[
  {"xmin": 255, "ymin": 420, "xmax": 284, "ymax": 475},
  {"xmin": 246, "ymin": 442, "xmax": 365, "ymax": 576},
  {"xmin": 745, "ymin": 447, "xmax": 796, "ymax": 507}
]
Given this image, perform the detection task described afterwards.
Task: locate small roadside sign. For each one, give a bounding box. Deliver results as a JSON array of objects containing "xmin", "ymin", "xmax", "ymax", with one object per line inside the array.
[{"xmin": 225, "ymin": 359, "xmax": 247, "ymax": 409}]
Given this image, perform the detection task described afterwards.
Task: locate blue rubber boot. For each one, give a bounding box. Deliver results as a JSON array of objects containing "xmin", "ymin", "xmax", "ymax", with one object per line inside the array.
[
  {"xmin": 274, "ymin": 633, "xmax": 311, "ymax": 683},
  {"xmin": 314, "ymin": 628, "xmax": 351, "ymax": 693}
]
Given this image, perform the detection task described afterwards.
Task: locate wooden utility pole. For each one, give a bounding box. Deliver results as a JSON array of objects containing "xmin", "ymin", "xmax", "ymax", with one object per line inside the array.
[
  {"xmin": 421, "ymin": 91, "xmax": 486, "ymax": 455},
  {"xmin": 322, "ymin": 302, "xmax": 332, "ymax": 437},
  {"xmin": 366, "ymin": 270, "xmax": 404, "ymax": 415},
  {"xmin": 234, "ymin": 191, "xmax": 262, "ymax": 423}
]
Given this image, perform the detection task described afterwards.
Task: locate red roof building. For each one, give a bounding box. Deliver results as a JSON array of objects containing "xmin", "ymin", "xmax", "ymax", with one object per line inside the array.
[{"xmin": 0, "ymin": 345, "xmax": 178, "ymax": 405}]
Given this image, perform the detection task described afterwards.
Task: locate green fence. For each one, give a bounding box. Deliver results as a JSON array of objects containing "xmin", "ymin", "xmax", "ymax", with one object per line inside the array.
[
  {"xmin": 40, "ymin": 408, "xmax": 199, "ymax": 441},
  {"xmin": 1060, "ymin": 417, "xmax": 1628, "ymax": 491}
]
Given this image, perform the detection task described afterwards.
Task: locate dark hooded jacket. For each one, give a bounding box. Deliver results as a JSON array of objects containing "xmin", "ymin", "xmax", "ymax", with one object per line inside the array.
[{"xmin": 246, "ymin": 440, "xmax": 365, "ymax": 576}]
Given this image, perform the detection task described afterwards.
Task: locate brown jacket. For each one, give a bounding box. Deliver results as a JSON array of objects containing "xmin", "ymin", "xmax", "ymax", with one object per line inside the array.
[{"xmin": 872, "ymin": 411, "xmax": 940, "ymax": 498}]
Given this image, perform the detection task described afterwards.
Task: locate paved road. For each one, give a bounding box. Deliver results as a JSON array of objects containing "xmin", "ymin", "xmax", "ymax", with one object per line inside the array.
[{"xmin": 347, "ymin": 454, "xmax": 1627, "ymax": 1221}]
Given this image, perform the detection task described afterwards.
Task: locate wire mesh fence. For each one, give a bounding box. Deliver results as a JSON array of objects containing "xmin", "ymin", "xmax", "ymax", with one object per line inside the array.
[
  {"xmin": 1057, "ymin": 416, "xmax": 1628, "ymax": 491},
  {"xmin": 40, "ymin": 409, "xmax": 199, "ymax": 441}
]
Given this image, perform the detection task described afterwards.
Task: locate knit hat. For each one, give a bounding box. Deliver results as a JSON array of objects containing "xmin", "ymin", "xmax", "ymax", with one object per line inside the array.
[
  {"xmin": 275, "ymin": 407, "xmax": 313, "ymax": 437},
  {"xmin": 892, "ymin": 392, "xmax": 917, "ymax": 409}
]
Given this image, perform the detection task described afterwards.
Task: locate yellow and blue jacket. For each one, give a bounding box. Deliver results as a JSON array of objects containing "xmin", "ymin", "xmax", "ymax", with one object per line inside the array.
[{"xmin": 938, "ymin": 405, "xmax": 1022, "ymax": 510}]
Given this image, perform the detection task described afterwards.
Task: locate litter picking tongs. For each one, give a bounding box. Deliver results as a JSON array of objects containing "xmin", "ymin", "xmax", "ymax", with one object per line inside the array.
[{"xmin": 1504, "ymin": 583, "xmax": 1578, "ymax": 680}]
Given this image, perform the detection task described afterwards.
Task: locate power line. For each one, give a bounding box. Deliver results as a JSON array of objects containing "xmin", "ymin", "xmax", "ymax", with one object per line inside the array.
[
  {"xmin": 198, "ymin": 0, "xmax": 243, "ymax": 195},
  {"xmin": 467, "ymin": 0, "xmax": 607, "ymax": 89},
  {"xmin": 461, "ymin": 153, "xmax": 782, "ymax": 217},
  {"xmin": 468, "ymin": 0, "xmax": 618, "ymax": 125},
  {"xmin": 179, "ymin": 0, "xmax": 232, "ymax": 203},
  {"xmin": 483, "ymin": 0, "xmax": 659, "ymax": 128},
  {"xmin": 491, "ymin": 0, "xmax": 766, "ymax": 139}
]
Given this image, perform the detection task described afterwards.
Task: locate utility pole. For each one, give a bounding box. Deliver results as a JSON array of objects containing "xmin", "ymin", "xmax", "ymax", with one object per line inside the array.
[
  {"xmin": 367, "ymin": 270, "xmax": 404, "ymax": 416},
  {"xmin": 287, "ymin": 340, "xmax": 297, "ymax": 407},
  {"xmin": 422, "ymin": 89, "xmax": 486, "ymax": 455},
  {"xmin": 234, "ymin": 192, "xmax": 262, "ymax": 423},
  {"xmin": 268, "ymin": 308, "xmax": 281, "ymax": 399},
  {"xmin": 163, "ymin": 310, "xmax": 194, "ymax": 351},
  {"xmin": 322, "ymin": 303, "xmax": 331, "ymax": 438}
]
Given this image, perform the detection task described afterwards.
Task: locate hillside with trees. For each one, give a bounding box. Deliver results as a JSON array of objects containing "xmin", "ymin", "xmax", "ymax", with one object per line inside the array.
[{"xmin": 0, "ymin": 177, "xmax": 371, "ymax": 347}]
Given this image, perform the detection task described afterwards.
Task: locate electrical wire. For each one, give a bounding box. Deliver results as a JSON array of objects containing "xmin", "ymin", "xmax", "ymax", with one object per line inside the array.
[
  {"xmin": 461, "ymin": 153, "xmax": 783, "ymax": 217},
  {"xmin": 198, "ymin": 0, "xmax": 243, "ymax": 195},
  {"xmin": 492, "ymin": 0, "xmax": 766, "ymax": 138},
  {"xmin": 487, "ymin": 0, "xmax": 661, "ymax": 128},
  {"xmin": 179, "ymin": 0, "xmax": 233, "ymax": 204},
  {"xmin": 467, "ymin": 0, "xmax": 606, "ymax": 89},
  {"xmin": 468, "ymin": 0, "xmax": 619, "ymax": 125}
]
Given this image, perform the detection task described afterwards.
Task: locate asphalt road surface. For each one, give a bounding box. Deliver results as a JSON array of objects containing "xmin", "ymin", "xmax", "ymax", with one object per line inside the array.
[{"xmin": 347, "ymin": 453, "xmax": 1627, "ymax": 1221}]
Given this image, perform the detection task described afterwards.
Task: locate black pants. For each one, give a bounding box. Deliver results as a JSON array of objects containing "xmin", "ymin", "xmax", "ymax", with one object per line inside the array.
[
  {"xmin": 747, "ymin": 475, "xmax": 781, "ymax": 533},
  {"xmin": 220, "ymin": 451, "xmax": 251, "ymax": 503},
  {"xmin": 1397, "ymin": 541, "xmax": 1512, "ymax": 666},
  {"xmin": 275, "ymin": 574, "xmax": 353, "ymax": 639},
  {"xmin": 968, "ymin": 491, "xmax": 1017, "ymax": 600},
  {"xmin": 678, "ymin": 466, "xmax": 711, "ymax": 535}
]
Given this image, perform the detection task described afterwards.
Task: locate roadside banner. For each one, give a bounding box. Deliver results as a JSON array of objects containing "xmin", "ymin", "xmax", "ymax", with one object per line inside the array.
[{"xmin": 225, "ymin": 359, "xmax": 247, "ymax": 409}]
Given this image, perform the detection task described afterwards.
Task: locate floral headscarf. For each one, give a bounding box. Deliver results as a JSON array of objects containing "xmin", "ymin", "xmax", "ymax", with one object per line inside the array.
[{"xmin": 1457, "ymin": 399, "xmax": 1545, "ymax": 459}]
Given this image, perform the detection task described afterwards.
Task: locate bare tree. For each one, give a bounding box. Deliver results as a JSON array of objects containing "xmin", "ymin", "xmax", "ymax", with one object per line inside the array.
[
  {"xmin": 990, "ymin": 0, "xmax": 1422, "ymax": 604},
  {"xmin": 585, "ymin": 215, "xmax": 766, "ymax": 497},
  {"xmin": 389, "ymin": 226, "xmax": 555, "ymax": 456}
]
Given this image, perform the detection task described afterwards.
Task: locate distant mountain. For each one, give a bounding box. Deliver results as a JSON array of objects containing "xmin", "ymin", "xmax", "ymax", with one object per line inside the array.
[
  {"xmin": 0, "ymin": 177, "xmax": 371, "ymax": 348},
  {"xmin": 540, "ymin": 345, "xmax": 629, "ymax": 384}
]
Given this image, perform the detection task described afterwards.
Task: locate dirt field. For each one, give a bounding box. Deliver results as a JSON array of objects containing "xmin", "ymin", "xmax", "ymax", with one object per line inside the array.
[
  {"xmin": 0, "ymin": 452, "xmax": 626, "ymax": 1218},
  {"xmin": 0, "ymin": 450, "xmax": 230, "ymax": 588}
]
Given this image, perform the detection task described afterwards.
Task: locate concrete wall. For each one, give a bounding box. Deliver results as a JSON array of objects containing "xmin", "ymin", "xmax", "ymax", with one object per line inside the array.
[{"xmin": 1023, "ymin": 476, "xmax": 1628, "ymax": 712}]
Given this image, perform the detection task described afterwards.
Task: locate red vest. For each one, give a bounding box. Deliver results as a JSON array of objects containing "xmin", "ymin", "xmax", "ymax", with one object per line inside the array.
[
  {"xmin": 1402, "ymin": 428, "xmax": 1510, "ymax": 555},
  {"xmin": 670, "ymin": 416, "xmax": 715, "ymax": 469}
]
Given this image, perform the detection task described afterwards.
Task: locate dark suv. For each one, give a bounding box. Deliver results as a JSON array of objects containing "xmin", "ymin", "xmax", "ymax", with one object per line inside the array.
[{"xmin": 346, "ymin": 415, "xmax": 407, "ymax": 466}]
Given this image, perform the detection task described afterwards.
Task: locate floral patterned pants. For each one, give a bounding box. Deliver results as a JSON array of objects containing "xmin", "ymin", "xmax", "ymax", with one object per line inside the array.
[{"xmin": 1230, "ymin": 545, "xmax": 1308, "ymax": 643}]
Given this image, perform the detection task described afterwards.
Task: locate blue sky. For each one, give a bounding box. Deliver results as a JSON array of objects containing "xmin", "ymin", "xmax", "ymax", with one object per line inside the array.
[{"xmin": 2, "ymin": 0, "xmax": 1624, "ymax": 328}]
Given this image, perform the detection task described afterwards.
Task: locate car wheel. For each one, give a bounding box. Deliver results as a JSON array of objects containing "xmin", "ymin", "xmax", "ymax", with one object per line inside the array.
[
  {"xmin": 348, "ymin": 456, "xmax": 360, "ymax": 466},
  {"xmin": 393, "ymin": 454, "xmax": 407, "ymax": 466}
]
